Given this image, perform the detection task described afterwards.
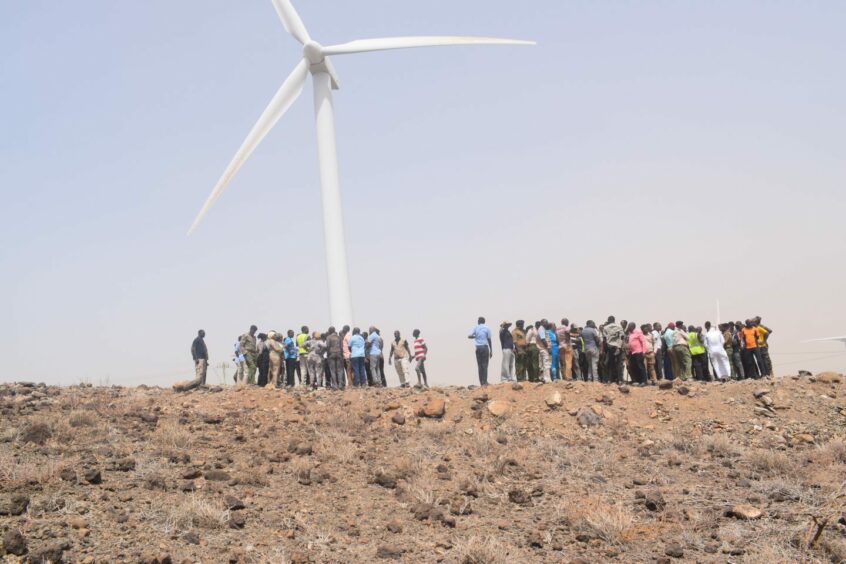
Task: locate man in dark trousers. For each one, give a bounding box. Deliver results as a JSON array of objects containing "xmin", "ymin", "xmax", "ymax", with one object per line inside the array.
[
  {"xmin": 468, "ymin": 317, "xmax": 492, "ymax": 386},
  {"xmin": 191, "ymin": 330, "xmax": 208, "ymax": 385}
]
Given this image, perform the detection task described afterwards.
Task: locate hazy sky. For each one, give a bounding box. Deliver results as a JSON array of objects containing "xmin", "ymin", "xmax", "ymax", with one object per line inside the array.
[{"xmin": 2, "ymin": 0, "xmax": 845, "ymax": 387}]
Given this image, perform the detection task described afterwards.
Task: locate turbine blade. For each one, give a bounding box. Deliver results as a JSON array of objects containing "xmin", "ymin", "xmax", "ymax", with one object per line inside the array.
[
  {"xmin": 188, "ymin": 59, "xmax": 310, "ymax": 235},
  {"xmin": 271, "ymin": 0, "xmax": 311, "ymax": 44},
  {"xmin": 322, "ymin": 36, "xmax": 536, "ymax": 56}
]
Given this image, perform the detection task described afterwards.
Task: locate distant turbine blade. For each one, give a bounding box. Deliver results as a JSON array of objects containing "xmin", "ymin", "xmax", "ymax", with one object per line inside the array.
[
  {"xmin": 271, "ymin": 0, "xmax": 311, "ymax": 44},
  {"xmin": 322, "ymin": 36, "xmax": 536, "ymax": 56},
  {"xmin": 188, "ymin": 59, "xmax": 310, "ymax": 235}
]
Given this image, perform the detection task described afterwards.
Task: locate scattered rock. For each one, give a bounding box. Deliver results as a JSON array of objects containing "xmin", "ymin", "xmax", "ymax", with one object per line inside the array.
[
  {"xmin": 173, "ymin": 379, "xmax": 202, "ymax": 393},
  {"xmin": 664, "ymin": 543, "xmax": 684, "ymax": 558},
  {"xmin": 18, "ymin": 421, "xmax": 52, "ymax": 445},
  {"xmin": 487, "ymin": 400, "xmax": 510, "ymax": 417},
  {"xmin": 182, "ymin": 468, "xmax": 202, "ymax": 480},
  {"xmin": 372, "ymin": 470, "xmax": 397, "ymax": 489},
  {"xmin": 112, "ymin": 457, "xmax": 136, "ymax": 472},
  {"xmin": 728, "ymin": 504, "xmax": 763, "ymax": 520},
  {"xmin": 204, "ymin": 470, "xmax": 231, "ymax": 482},
  {"xmin": 391, "ymin": 412, "xmax": 406, "ymax": 425},
  {"xmin": 386, "ymin": 520, "xmax": 403, "ymax": 534},
  {"xmin": 677, "ymin": 386, "xmax": 690, "ymax": 396},
  {"xmin": 224, "ymin": 495, "xmax": 245, "ymax": 511},
  {"xmin": 658, "ymin": 380, "xmax": 674, "ymax": 390},
  {"xmin": 59, "ymin": 467, "xmax": 77, "ymax": 483},
  {"xmin": 644, "ymin": 491, "xmax": 666, "ymax": 512},
  {"xmin": 419, "ymin": 397, "xmax": 446, "ymax": 418},
  {"xmin": 0, "ymin": 494, "xmax": 30, "ymax": 516},
  {"xmin": 229, "ymin": 512, "xmax": 246, "ymax": 529},
  {"xmin": 182, "ymin": 531, "xmax": 200, "ymax": 545},
  {"xmin": 618, "ymin": 385, "xmax": 631, "ymax": 394},
  {"xmin": 545, "ymin": 391, "xmax": 563, "ymax": 409},
  {"xmin": 508, "ymin": 489, "xmax": 531, "ymax": 506},
  {"xmin": 512, "ymin": 382, "xmax": 524, "ymax": 391},
  {"xmin": 29, "ymin": 540, "xmax": 70, "ymax": 564},
  {"xmin": 815, "ymin": 372, "xmax": 842, "ymax": 384},
  {"xmin": 2, "ymin": 529, "xmax": 28, "ymax": 556},
  {"xmin": 576, "ymin": 407, "xmax": 602, "ymax": 427},
  {"xmin": 376, "ymin": 545, "xmax": 405, "ymax": 559},
  {"xmin": 84, "ymin": 468, "xmax": 102, "ymax": 485}
]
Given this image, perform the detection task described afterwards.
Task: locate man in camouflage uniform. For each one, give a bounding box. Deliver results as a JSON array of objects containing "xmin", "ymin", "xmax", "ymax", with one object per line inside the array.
[{"xmin": 239, "ymin": 325, "xmax": 258, "ymax": 385}]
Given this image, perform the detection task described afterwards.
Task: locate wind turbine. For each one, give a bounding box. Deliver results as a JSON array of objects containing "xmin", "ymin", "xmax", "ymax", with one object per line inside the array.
[{"xmin": 188, "ymin": 0, "xmax": 534, "ymax": 327}]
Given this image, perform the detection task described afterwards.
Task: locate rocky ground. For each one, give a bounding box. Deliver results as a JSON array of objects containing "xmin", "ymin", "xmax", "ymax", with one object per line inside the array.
[{"xmin": 1, "ymin": 372, "xmax": 846, "ymax": 563}]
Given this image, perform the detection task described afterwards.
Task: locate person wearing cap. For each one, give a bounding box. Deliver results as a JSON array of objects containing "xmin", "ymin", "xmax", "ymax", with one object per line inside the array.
[
  {"xmin": 238, "ymin": 325, "xmax": 258, "ymax": 385},
  {"xmin": 499, "ymin": 321, "xmax": 515, "ymax": 382},
  {"xmin": 512, "ymin": 320, "xmax": 528, "ymax": 382}
]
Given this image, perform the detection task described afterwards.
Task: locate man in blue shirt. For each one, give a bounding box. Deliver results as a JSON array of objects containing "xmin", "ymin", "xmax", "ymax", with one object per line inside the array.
[
  {"xmin": 349, "ymin": 328, "xmax": 366, "ymax": 387},
  {"xmin": 468, "ymin": 317, "xmax": 493, "ymax": 386},
  {"xmin": 283, "ymin": 330, "xmax": 298, "ymax": 387},
  {"xmin": 367, "ymin": 327, "xmax": 384, "ymax": 387}
]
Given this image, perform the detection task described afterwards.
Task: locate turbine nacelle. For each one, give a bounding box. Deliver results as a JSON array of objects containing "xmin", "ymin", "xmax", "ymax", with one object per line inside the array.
[{"xmin": 303, "ymin": 41, "xmax": 325, "ymax": 65}]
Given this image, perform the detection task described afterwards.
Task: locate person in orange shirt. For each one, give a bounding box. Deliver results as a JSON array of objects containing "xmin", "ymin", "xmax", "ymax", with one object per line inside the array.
[{"xmin": 740, "ymin": 319, "xmax": 763, "ymax": 379}]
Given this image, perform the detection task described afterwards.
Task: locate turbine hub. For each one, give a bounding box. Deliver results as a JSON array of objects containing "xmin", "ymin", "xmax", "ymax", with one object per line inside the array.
[{"xmin": 304, "ymin": 41, "xmax": 325, "ymax": 65}]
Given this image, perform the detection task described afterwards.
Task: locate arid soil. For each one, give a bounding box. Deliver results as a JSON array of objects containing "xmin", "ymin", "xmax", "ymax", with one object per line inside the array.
[{"xmin": 2, "ymin": 373, "xmax": 846, "ymax": 563}]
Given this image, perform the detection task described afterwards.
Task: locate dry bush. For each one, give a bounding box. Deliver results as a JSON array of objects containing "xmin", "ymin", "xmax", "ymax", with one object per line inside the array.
[
  {"xmin": 234, "ymin": 465, "xmax": 269, "ymax": 487},
  {"xmin": 746, "ymin": 449, "xmax": 795, "ymax": 477},
  {"xmin": 563, "ymin": 496, "xmax": 636, "ymax": 545},
  {"xmin": 465, "ymin": 432, "xmax": 499, "ymax": 459},
  {"xmin": 153, "ymin": 422, "xmax": 193, "ymax": 451},
  {"xmin": 0, "ymin": 450, "xmax": 70, "ymax": 486},
  {"xmin": 703, "ymin": 434, "xmax": 739, "ymax": 458},
  {"xmin": 68, "ymin": 410, "xmax": 97, "ymax": 428},
  {"xmin": 672, "ymin": 437, "xmax": 701, "ymax": 455},
  {"xmin": 404, "ymin": 470, "xmax": 442, "ymax": 506},
  {"xmin": 813, "ymin": 440, "xmax": 846, "ymax": 466},
  {"xmin": 164, "ymin": 495, "xmax": 229, "ymax": 532},
  {"xmin": 392, "ymin": 452, "xmax": 424, "ymax": 480},
  {"xmin": 452, "ymin": 535, "xmax": 509, "ymax": 564}
]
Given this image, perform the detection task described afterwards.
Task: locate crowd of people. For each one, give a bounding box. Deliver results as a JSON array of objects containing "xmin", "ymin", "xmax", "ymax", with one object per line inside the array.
[
  {"xmin": 469, "ymin": 315, "xmax": 774, "ymax": 386},
  {"xmin": 190, "ymin": 326, "xmax": 429, "ymax": 390},
  {"xmin": 187, "ymin": 315, "xmax": 773, "ymax": 390}
]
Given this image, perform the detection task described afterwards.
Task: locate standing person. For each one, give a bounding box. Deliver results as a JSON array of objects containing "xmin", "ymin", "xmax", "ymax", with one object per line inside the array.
[
  {"xmin": 753, "ymin": 317, "xmax": 774, "ymax": 377},
  {"xmin": 233, "ymin": 341, "xmax": 246, "ymax": 384},
  {"xmin": 468, "ymin": 317, "xmax": 492, "ymax": 387},
  {"xmin": 705, "ymin": 323, "xmax": 730, "ymax": 380},
  {"xmin": 367, "ymin": 327, "xmax": 384, "ymax": 387},
  {"xmin": 688, "ymin": 326, "xmax": 708, "ymax": 381},
  {"xmin": 239, "ymin": 325, "xmax": 258, "ymax": 385},
  {"xmin": 284, "ymin": 330, "xmax": 299, "ymax": 387},
  {"xmin": 296, "ymin": 326, "xmax": 310, "ymax": 386},
  {"xmin": 602, "ymin": 316, "xmax": 624, "ymax": 384},
  {"xmin": 643, "ymin": 324, "xmax": 658, "ymax": 384},
  {"xmin": 191, "ymin": 330, "xmax": 208, "ymax": 385},
  {"xmin": 740, "ymin": 320, "xmax": 762, "ymax": 378},
  {"xmin": 389, "ymin": 331, "xmax": 413, "ymax": 388},
  {"xmin": 325, "ymin": 327, "xmax": 344, "ymax": 389},
  {"xmin": 548, "ymin": 322, "xmax": 560, "ymax": 381},
  {"xmin": 256, "ymin": 333, "xmax": 270, "ymax": 387},
  {"xmin": 341, "ymin": 325, "xmax": 354, "ymax": 388},
  {"xmin": 569, "ymin": 325, "xmax": 583, "ymax": 381},
  {"xmin": 627, "ymin": 322, "xmax": 647, "ymax": 385},
  {"xmin": 558, "ymin": 319, "xmax": 572, "ymax": 380},
  {"xmin": 582, "ymin": 321, "xmax": 601, "ymax": 382},
  {"xmin": 651, "ymin": 323, "xmax": 665, "ymax": 381},
  {"xmin": 537, "ymin": 321, "xmax": 551, "ymax": 382},
  {"xmin": 525, "ymin": 322, "xmax": 540, "ymax": 382},
  {"xmin": 728, "ymin": 322, "xmax": 745, "ymax": 379},
  {"xmin": 363, "ymin": 331, "xmax": 374, "ymax": 385},
  {"xmin": 266, "ymin": 332, "xmax": 284, "ymax": 388},
  {"xmin": 307, "ymin": 332, "xmax": 327, "ymax": 388},
  {"xmin": 672, "ymin": 322, "xmax": 692, "ymax": 381},
  {"xmin": 349, "ymin": 328, "xmax": 366, "ymax": 387},
  {"xmin": 499, "ymin": 322, "xmax": 515, "ymax": 383},
  {"xmin": 512, "ymin": 321, "xmax": 528, "ymax": 382},
  {"xmin": 662, "ymin": 322, "xmax": 677, "ymax": 380},
  {"xmin": 412, "ymin": 329, "xmax": 429, "ymax": 388}
]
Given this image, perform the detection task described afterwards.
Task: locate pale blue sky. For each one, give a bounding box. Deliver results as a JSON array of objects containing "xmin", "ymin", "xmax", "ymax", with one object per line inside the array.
[{"xmin": 2, "ymin": 0, "xmax": 845, "ymax": 386}]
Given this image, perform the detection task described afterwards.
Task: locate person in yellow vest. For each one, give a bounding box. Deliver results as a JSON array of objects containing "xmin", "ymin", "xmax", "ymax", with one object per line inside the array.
[
  {"xmin": 688, "ymin": 325, "xmax": 709, "ymax": 381},
  {"xmin": 296, "ymin": 326, "xmax": 310, "ymax": 385}
]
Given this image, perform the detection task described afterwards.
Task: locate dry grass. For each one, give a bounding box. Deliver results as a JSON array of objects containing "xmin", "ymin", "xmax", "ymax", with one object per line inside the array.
[
  {"xmin": 158, "ymin": 495, "xmax": 230, "ymax": 533},
  {"xmin": 452, "ymin": 535, "xmax": 509, "ymax": 564},
  {"xmin": 703, "ymin": 434, "xmax": 739, "ymax": 458},
  {"xmin": 68, "ymin": 409, "xmax": 98, "ymax": 428},
  {"xmin": 153, "ymin": 421, "xmax": 193, "ymax": 451},
  {"xmin": 0, "ymin": 450, "xmax": 71, "ymax": 487},
  {"xmin": 746, "ymin": 449, "xmax": 795, "ymax": 477},
  {"xmin": 562, "ymin": 496, "xmax": 636, "ymax": 545}
]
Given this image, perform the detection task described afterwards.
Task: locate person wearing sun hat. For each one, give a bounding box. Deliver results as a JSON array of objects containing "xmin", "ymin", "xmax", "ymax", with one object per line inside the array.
[{"xmin": 499, "ymin": 321, "xmax": 515, "ymax": 382}]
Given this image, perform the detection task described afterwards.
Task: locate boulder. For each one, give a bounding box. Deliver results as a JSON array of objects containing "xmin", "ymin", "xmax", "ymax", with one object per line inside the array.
[
  {"xmin": 391, "ymin": 412, "xmax": 406, "ymax": 425},
  {"xmin": 728, "ymin": 504, "xmax": 763, "ymax": 520},
  {"xmin": 173, "ymin": 379, "xmax": 203, "ymax": 392},
  {"xmin": 0, "ymin": 494, "xmax": 30, "ymax": 516},
  {"xmin": 419, "ymin": 398, "xmax": 445, "ymax": 418},
  {"xmin": 658, "ymin": 380, "xmax": 674, "ymax": 390},
  {"xmin": 487, "ymin": 400, "xmax": 510, "ymax": 417},
  {"xmin": 576, "ymin": 407, "xmax": 602, "ymax": 427},
  {"xmin": 2, "ymin": 529, "xmax": 27, "ymax": 556},
  {"xmin": 815, "ymin": 372, "xmax": 842, "ymax": 384},
  {"xmin": 545, "ymin": 391, "xmax": 563, "ymax": 409}
]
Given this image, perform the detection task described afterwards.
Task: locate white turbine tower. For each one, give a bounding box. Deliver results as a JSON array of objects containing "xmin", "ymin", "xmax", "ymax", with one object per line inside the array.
[{"xmin": 189, "ymin": 0, "xmax": 534, "ymax": 327}]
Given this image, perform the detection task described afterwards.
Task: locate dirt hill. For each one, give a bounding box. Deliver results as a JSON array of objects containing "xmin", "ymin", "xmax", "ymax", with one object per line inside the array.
[{"xmin": 1, "ymin": 374, "xmax": 845, "ymax": 563}]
